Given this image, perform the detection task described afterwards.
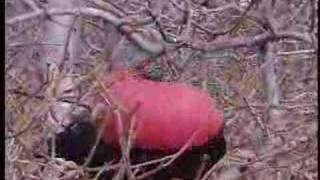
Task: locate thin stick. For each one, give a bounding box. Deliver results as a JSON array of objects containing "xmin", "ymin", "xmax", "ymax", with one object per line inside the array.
[{"xmin": 135, "ymin": 131, "xmax": 199, "ymax": 179}]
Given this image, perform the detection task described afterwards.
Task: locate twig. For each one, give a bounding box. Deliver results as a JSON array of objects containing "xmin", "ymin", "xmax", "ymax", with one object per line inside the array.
[
  {"xmin": 58, "ymin": 15, "xmax": 78, "ymax": 71},
  {"xmin": 188, "ymin": 29, "xmax": 311, "ymax": 52},
  {"xmin": 7, "ymin": 89, "xmax": 45, "ymax": 100},
  {"xmin": 242, "ymin": 97, "xmax": 269, "ymax": 136},
  {"xmin": 5, "ymin": 118, "xmax": 38, "ymax": 139},
  {"xmin": 92, "ymin": 0, "xmax": 127, "ymax": 17},
  {"xmin": 88, "ymin": 73, "xmax": 138, "ymax": 179},
  {"xmin": 202, "ymin": 0, "xmax": 259, "ymax": 38},
  {"xmin": 261, "ymin": 42, "xmax": 282, "ymax": 122},
  {"xmin": 112, "ymin": 110, "xmax": 131, "ymax": 180},
  {"xmin": 81, "ymin": 73, "xmax": 121, "ymax": 168},
  {"xmin": 8, "ymin": 42, "xmax": 64, "ymax": 47},
  {"xmin": 200, "ymin": 158, "xmax": 224, "ymax": 180},
  {"xmin": 112, "ymin": 102, "xmax": 140, "ymax": 180},
  {"xmin": 135, "ymin": 131, "xmax": 199, "ymax": 179},
  {"xmin": 309, "ymin": 0, "xmax": 316, "ymax": 33},
  {"xmin": 171, "ymin": 0, "xmax": 257, "ymax": 37},
  {"xmin": 277, "ymin": 49, "xmax": 316, "ymax": 56},
  {"xmin": 93, "ymin": 162, "xmax": 120, "ymax": 180},
  {"xmin": 194, "ymin": 154, "xmax": 210, "ymax": 180},
  {"xmin": 81, "ymin": 108, "xmax": 110, "ymax": 168},
  {"xmin": 21, "ymin": 0, "xmax": 40, "ymax": 11}
]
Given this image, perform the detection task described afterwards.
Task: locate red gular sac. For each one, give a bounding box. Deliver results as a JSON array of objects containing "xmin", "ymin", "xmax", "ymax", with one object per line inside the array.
[{"xmin": 48, "ymin": 70, "xmax": 226, "ymax": 179}]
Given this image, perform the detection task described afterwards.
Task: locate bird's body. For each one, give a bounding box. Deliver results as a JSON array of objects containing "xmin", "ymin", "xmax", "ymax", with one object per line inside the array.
[
  {"xmin": 89, "ymin": 70, "xmax": 224, "ymax": 151},
  {"xmin": 49, "ymin": 70, "xmax": 226, "ymax": 179}
]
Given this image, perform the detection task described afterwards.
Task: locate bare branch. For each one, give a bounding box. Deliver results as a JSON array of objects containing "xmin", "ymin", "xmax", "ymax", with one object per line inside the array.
[
  {"xmin": 58, "ymin": 16, "xmax": 78, "ymax": 70},
  {"xmin": 277, "ymin": 49, "xmax": 316, "ymax": 56},
  {"xmin": 92, "ymin": 0, "xmax": 127, "ymax": 17},
  {"xmin": 261, "ymin": 42, "xmax": 282, "ymax": 121},
  {"xmin": 8, "ymin": 42, "xmax": 64, "ymax": 47},
  {"xmin": 186, "ymin": 30, "xmax": 312, "ymax": 52},
  {"xmin": 21, "ymin": 0, "xmax": 40, "ymax": 11},
  {"xmin": 6, "ymin": 8, "xmax": 165, "ymax": 55}
]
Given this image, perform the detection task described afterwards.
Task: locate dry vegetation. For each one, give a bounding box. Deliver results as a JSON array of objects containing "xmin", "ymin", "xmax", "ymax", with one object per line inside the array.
[{"xmin": 5, "ymin": 0, "xmax": 318, "ymax": 179}]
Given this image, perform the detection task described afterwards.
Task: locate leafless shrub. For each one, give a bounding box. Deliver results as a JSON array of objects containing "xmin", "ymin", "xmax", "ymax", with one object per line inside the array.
[{"xmin": 5, "ymin": 0, "xmax": 317, "ymax": 179}]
